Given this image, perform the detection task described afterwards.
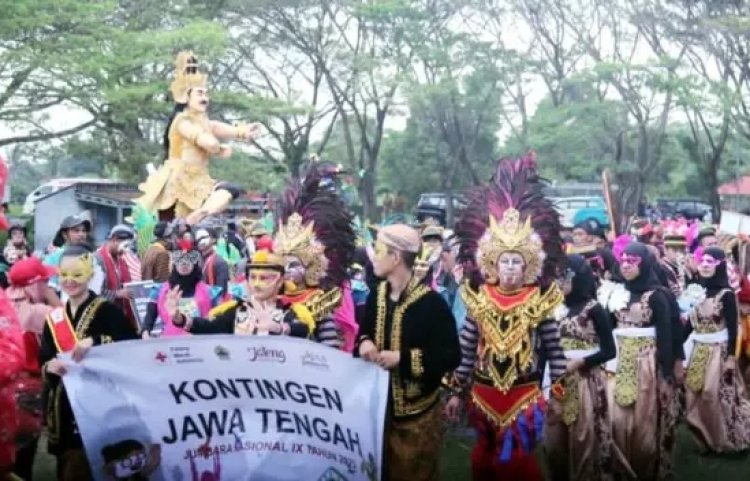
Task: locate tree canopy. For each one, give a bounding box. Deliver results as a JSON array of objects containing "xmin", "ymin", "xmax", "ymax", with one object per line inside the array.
[{"xmin": 3, "ymin": 0, "xmax": 750, "ymax": 222}]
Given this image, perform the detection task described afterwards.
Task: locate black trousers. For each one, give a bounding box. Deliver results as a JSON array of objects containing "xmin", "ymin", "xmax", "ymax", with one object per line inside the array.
[{"xmin": 13, "ymin": 437, "xmax": 38, "ymax": 481}]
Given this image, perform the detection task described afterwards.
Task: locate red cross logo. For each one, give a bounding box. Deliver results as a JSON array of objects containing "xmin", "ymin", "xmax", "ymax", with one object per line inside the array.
[{"xmin": 155, "ymin": 351, "xmax": 168, "ymax": 363}]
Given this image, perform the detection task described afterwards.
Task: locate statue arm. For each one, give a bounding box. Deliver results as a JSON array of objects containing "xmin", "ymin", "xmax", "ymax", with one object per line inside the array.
[
  {"xmin": 210, "ymin": 120, "xmax": 261, "ymax": 142},
  {"xmin": 209, "ymin": 120, "xmax": 240, "ymax": 139},
  {"xmin": 176, "ymin": 116, "xmax": 221, "ymax": 154}
]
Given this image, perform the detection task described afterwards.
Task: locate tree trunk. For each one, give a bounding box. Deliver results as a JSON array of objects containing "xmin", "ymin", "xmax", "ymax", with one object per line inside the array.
[
  {"xmin": 706, "ymin": 155, "xmax": 721, "ymax": 222},
  {"xmin": 359, "ymin": 165, "xmax": 378, "ymax": 222}
]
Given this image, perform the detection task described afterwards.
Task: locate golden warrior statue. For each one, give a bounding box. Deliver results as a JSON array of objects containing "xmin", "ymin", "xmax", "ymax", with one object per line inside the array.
[{"xmin": 137, "ymin": 51, "xmax": 261, "ymax": 225}]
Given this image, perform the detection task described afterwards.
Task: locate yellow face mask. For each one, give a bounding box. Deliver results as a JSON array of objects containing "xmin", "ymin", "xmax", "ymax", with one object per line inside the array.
[
  {"xmin": 374, "ymin": 241, "xmax": 390, "ymax": 260},
  {"xmin": 59, "ymin": 254, "xmax": 94, "ymax": 284}
]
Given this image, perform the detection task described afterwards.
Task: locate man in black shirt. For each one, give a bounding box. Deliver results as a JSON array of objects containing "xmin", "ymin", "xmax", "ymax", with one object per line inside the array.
[{"xmin": 357, "ymin": 224, "xmax": 459, "ymax": 481}]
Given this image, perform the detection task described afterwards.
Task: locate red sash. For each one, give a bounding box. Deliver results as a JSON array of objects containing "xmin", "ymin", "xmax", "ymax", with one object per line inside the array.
[
  {"xmin": 280, "ymin": 288, "xmax": 321, "ymax": 307},
  {"xmin": 46, "ymin": 307, "xmax": 77, "ymax": 353},
  {"xmin": 204, "ymin": 254, "xmax": 216, "ymax": 285}
]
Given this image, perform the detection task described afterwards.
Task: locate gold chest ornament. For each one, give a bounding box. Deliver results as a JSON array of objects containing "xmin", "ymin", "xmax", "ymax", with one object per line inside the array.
[{"xmin": 461, "ymin": 282, "xmax": 562, "ymax": 392}]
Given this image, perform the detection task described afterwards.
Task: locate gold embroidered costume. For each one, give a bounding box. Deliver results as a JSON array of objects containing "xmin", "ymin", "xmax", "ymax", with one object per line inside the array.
[{"xmin": 448, "ymin": 153, "xmax": 567, "ymax": 478}]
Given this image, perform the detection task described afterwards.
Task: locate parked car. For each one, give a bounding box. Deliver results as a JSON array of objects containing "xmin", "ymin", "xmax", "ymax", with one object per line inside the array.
[
  {"xmin": 572, "ymin": 197, "xmax": 610, "ymax": 230},
  {"xmin": 553, "ymin": 196, "xmax": 609, "ymax": 229},
  {"xmin": 415, "ymin": 193, "xmax": 467, "ymax": 226},
  {"xmin": 656, "ymin": 198, "xmax": 713, "ymax": 222}
]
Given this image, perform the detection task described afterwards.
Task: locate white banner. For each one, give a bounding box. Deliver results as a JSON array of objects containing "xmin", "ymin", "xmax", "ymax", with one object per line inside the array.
[{"xmin": 62, "ymin": 335, "xmax": 389, "ymax": 481}]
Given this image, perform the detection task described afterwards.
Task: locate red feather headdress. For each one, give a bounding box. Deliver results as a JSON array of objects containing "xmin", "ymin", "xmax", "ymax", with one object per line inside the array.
[{"xmin": 454, "ymin": 152, "xmax": 565, "ymax": 288}]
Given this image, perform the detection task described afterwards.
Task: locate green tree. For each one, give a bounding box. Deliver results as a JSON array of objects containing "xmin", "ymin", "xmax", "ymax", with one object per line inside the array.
[
  {"xmin": 0, "ymin": 0, "xmax": 114, "ymax": 147},
  {"xmin": 503, "ymin": 83, "xmax": 628, "ymax": 182}
]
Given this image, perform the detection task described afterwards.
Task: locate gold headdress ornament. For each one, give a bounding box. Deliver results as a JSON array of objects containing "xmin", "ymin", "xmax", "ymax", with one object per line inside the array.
[
  {"xmin": 169, "ymin": 51, "xmax": 208, "ymax": 104},
  {"xmin": 662, "ymin": 219, "xmax": 689, "ymax": 248},
  {"xmin": 274, "ymin": 213, "xmax": 326, "ymax": 285},
  {"xmin": 237, "ymin": 217, "xmax": 256, "ymax": 238},
  {"xmin": 414, "ymin": 244, "xmax": 439, "ymax": 281},
  {"xmin": 477, "ymin": 208, "xmax": 544, "ymax": 285}
]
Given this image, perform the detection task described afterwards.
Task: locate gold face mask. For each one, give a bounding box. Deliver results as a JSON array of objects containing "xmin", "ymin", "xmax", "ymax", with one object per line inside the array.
[
  {"xmin": 59, "ymin": 254, "xmax": 94, "ymax": 284},
  {"xmin": 374, "ymin": 241, "xmax": 390, "ymax": 260}
]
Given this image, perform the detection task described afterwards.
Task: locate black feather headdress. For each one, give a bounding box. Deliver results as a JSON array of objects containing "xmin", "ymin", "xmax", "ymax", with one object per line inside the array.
[
  {"xmin": 274, "ymin": 165, "xmax": 355, "ymax": 288},
  {"xmin": 454, "ymin": 152, "xmax": 565, "ymax": 288}
]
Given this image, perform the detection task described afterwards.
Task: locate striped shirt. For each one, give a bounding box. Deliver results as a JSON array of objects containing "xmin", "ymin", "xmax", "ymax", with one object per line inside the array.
[
  {"xmin": 314, "ymin": 315, "xmax": 342, "ymax": 349},
  {"xmin": 454, "ymin": 316, "xmax": 566, "ymax": 386}
]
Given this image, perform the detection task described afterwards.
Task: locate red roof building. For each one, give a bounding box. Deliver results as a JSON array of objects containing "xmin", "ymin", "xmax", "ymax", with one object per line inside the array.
[{"xmin": 719, "ymin": 176, "xmax": 750, "ymax": 196}]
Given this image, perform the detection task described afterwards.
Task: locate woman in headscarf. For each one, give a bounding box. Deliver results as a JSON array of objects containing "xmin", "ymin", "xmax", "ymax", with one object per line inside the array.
[
  {"xmin": 683, "ymin": 246, "xmax": 750, "ymax": 453},
  {"xmin": 567, "ymin": 222, "xmax": 616, "ymax": 279},
  {"xmin": 608, "ymin": 242, "xmax": 677, "ymax": 480},
  {"xmin": 141, "ymin": 239, "xmax": 215, "ymax": 337},
  {"xmin": 545, "ymin": 255, "xmax": 617, "ymax": 481}
]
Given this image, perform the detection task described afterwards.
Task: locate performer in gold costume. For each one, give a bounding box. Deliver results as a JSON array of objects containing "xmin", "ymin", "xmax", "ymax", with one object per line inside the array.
[
  {"xmin": 273, "ymin": 165, "xmax": 357, "ymax": 351},
  {"xmin": 171, "ymin": 249, "xmax": 316, "ymax": 338},
  {"xmin": 137, "ymin": 51, "xmax": 261, "ymax": 225},
  {"xmin": 444, "ymin": 153, "xmax": 567, "ymax": 481}
]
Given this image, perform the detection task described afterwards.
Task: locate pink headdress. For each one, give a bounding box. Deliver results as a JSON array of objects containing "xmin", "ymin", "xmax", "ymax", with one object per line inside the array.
[
  {"xmin": 612, "ymin": 234, "xmax": 633, "ymax": 263},
  {"xmin": 685, "ymin": 221, "xmax": 700, "ymax": 252}
]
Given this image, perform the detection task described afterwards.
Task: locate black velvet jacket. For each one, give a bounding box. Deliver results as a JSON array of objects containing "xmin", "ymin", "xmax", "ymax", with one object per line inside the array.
[
  {"xmin": 40, "ymin": 292, "xmax": 137, "ymax": 454},
  {"xmin": 357, "ymin": 278, "xmax": 460, "ymax": 418}
]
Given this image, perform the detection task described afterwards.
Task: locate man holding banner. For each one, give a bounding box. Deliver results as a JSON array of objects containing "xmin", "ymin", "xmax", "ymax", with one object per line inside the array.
[
  {"xmin": 358, "ymin": 224, "xmax": 460, "ymax": 481},
  {"xmin": 39, "ymin": 245, "xmax": 138, "ymax": 480}
]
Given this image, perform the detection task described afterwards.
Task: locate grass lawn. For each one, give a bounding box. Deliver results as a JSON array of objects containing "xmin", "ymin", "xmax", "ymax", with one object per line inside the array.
[
  {"xmin": 441, "ymin": 426, "xmax": 750, "ymax": 480},
  {"xmin": 30, "ymin": 426, "xmax": 750, "ymax": 480}
]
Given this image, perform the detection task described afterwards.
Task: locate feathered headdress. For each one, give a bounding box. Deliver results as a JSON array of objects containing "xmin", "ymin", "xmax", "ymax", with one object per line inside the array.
[
  {"xmin": 274, "ymin": 165, "xmax": 355, "ymax": 288},
  {"xmin": 454, "ymin": 152, "xmax": 565, "ymax": 287},
  {"xmin": 612, "ymin": 234, "xmax": 633, "ymax": 262},
  {"xmin": 662, "ymin": 219, "xmax": 690, "ymax": 249}
]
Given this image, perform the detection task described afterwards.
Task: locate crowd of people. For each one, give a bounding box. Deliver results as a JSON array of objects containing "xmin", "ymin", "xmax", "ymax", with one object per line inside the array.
[
  {"xmin": 3, "ymin": 50, "xmax": 750, "ymax": 481},
  {"xmin": 0, "ymin": 152, "xmax": 748, "ymax": 481}
]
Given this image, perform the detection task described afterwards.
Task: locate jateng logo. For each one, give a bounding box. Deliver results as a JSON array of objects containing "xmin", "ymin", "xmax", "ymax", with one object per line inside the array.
[
  {"xmin": 301, "ymin": 351, "xmax": 329, "ymax": 370},
  {"xmin": 247, "ymin": 345, "xmax": 286, "ymax": 363}
]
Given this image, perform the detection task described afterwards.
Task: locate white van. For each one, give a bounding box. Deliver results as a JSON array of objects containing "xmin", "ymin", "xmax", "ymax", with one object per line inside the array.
[{"xmin": 23, "ymin": 178, "xmax": 119, "ymax": 214}]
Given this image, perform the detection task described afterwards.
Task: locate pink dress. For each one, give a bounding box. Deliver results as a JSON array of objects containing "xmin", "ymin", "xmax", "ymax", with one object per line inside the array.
[
  {"xmin": 6, "ymin": 290, "xmax": 50, "ymax": 450},
  {"xmin": 333, "ymin": 282, "xmax": 358, "ymax": 353},
  {"xmin": 0, "ymin": 290, "xmax": 24, "ymax": 468}
]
